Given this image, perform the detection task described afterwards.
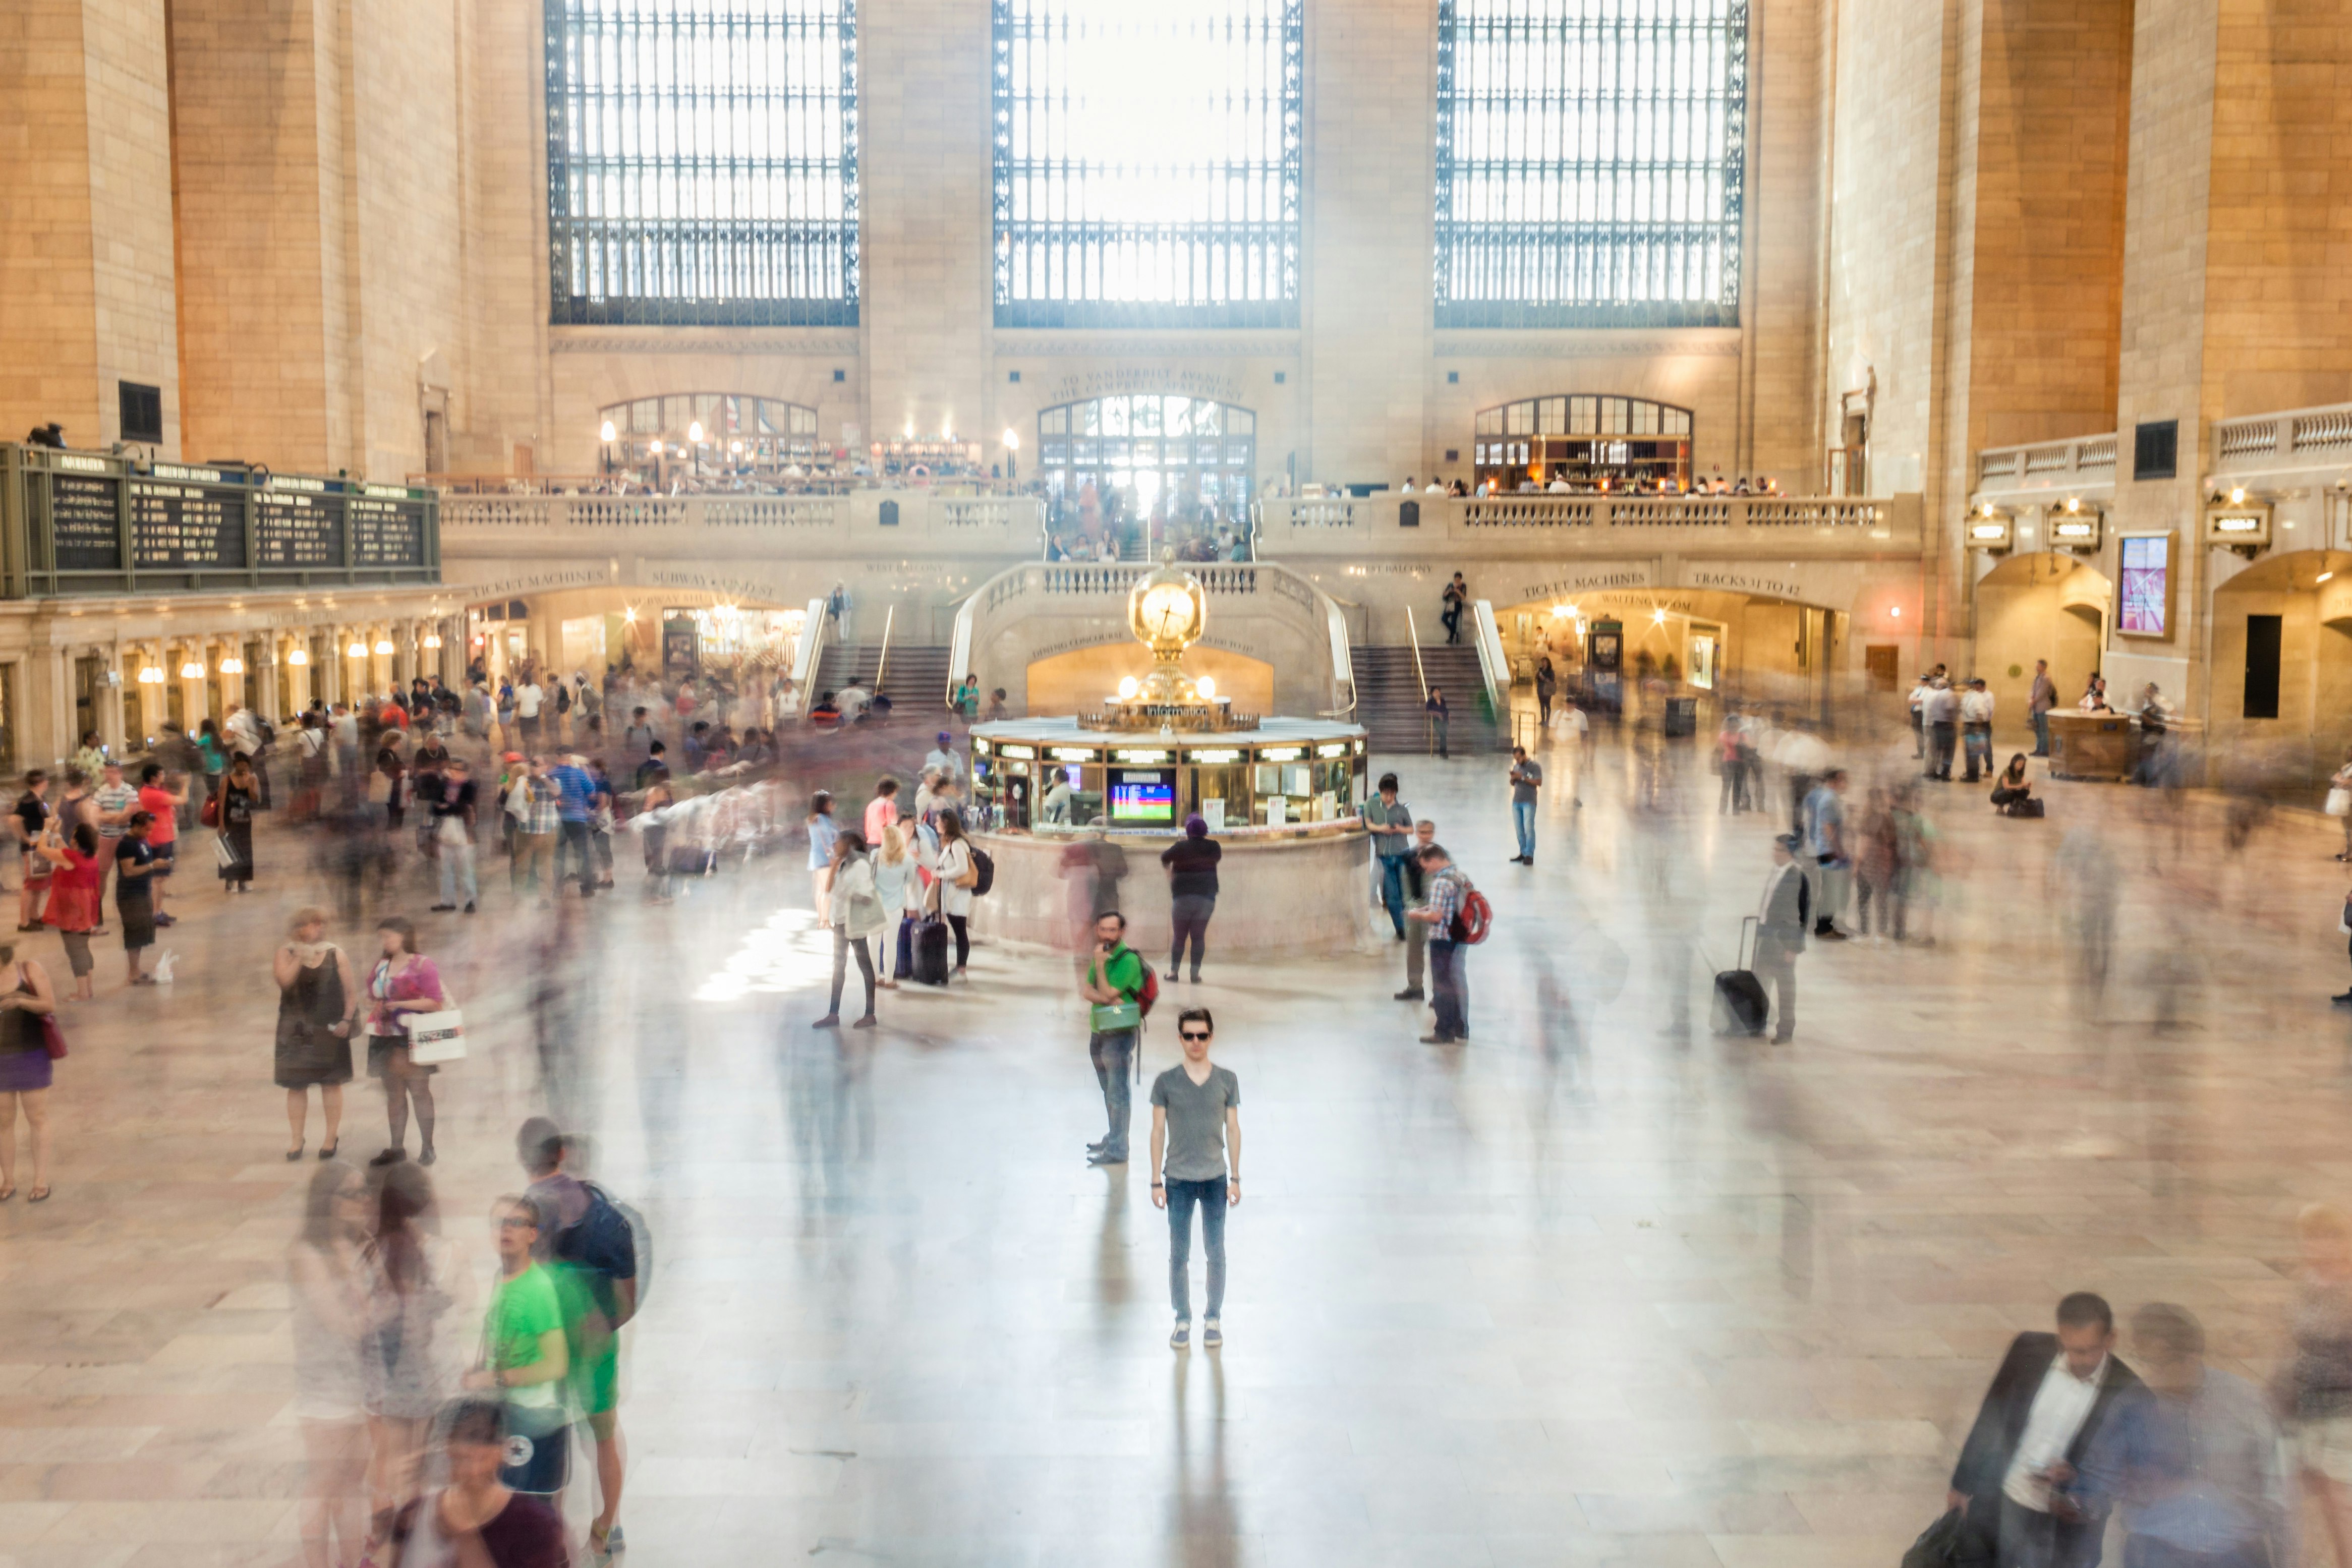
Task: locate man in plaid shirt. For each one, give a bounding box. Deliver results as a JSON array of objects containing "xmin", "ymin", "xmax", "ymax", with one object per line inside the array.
[
  {"xmin": 511, "ymin": 757, "xmax": 560, "ymax": 905},
  {"xmin": 1406, "ymin": 843, "xmax": 1473, "ymax": 1043}
]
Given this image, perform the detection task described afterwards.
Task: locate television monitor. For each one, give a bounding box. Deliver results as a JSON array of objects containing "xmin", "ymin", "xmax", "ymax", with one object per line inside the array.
[{"xmin": 1108, "ymin": 768, "xmax": 1175, "ymax": 824}]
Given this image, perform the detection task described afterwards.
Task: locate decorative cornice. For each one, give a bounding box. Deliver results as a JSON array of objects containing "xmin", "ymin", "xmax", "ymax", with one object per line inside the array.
[{"xmin": 552, "ymin": 332, "xmax": 860, "ymax": 357}]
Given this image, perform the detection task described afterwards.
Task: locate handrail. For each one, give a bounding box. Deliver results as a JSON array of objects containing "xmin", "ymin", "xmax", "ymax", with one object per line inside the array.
[
  {"xmin": 947, "ymin": 593, "xmax": 976, "ymax": 711},
  {"xmin": 1471, "ymin": 600, "xmax": 1510, "ymax": 721},
  {"xmin": 784, "ymin": 597, "xmax": 828, "ymax": 716},
  {"xmin": 1320, "ymin": 594, "xmax": 1357, "ymax": 719},
  {"xmin": 1404, "ymin": 606, "xmax": 1430, "ymax": 702},
  {"xmin": 874, "ymin": 604, "xmax": 895, "ymax": 693}
]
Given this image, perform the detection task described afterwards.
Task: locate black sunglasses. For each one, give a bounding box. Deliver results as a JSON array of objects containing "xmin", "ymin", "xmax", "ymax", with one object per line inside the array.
[{"xmin": 1179, "ymin": 1030, "xmax": 1212, "ymax": 1041}]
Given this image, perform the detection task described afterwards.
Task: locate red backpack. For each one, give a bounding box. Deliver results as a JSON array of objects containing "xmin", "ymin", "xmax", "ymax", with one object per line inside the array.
[
  {"xmin": 1448, "ymin": 882, "xmax": 1494, "ymax": 945},
  {"xmin": 1136, "ymin": 964, "xmax": 1161, "ymax": 1017}
]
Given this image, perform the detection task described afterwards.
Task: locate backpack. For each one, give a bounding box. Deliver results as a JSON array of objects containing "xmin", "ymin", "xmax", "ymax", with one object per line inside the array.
[
  {"xmin": 572, "ymin": 1181, "xmax": 655, "ymax": 1313},
  {"xmin": 968, "ymin": 846, "xmax": 994, "ymax": 897},
  {"xmin": 1135, "ymin": 963, "xmax": 1160, "ymax": 1018},
  {"xmin": 556, "ymin": 685, "xmax": 572, "ymax": 713},
  {"xmin": 256, "ymin": 718, "xmax": 276, "ymax": 747},
  {"xmin": 1447, "ymin": 879, "xmax": 1494, "ymax": 945}
]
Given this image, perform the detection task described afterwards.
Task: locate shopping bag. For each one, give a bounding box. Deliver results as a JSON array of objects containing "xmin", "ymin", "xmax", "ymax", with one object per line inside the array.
[{"xmin": 402, "ymin": 1008, "xmax": 468, "ymax": 1065}]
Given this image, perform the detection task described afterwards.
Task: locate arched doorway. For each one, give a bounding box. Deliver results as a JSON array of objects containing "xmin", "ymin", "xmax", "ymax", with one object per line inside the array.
[
  {"xmin": 2211, "ymin": 549, "xmax": 2352, "ymax": 790},
  {"xmin": 1472, "ymin": 394, "xmax": 1693, "ymax": 491},
  {"xmin": 1493, "ymin": 585, "xmax": 1844, "ymax": 719},
  {"xmin": 596, "ymin": 392, "xmax": 821, "ymax": 482},
  {"xmin": 1974, "ymin": 554, "xmax": 2111, "ymax": 747},
  {"xmin": 1035, "ymin": 394, "xmax": 1257, "ymax": 549}
]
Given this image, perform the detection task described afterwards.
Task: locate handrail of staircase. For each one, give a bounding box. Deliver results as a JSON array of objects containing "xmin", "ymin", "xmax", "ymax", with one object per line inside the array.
[
  {"xmin": 1404, "ymin": 607, "xmax": 1430, "ymax": 702},
  {"xmin": 947, "ymin": 591, "xmax": 977, "ymax": 711},
  {"xmin": 1315, "ymin": 586, "xmax": 1357, "ymax": 719},
  {"xmin": 874, "ymin": 604, "xmax": 895, "ymax": 695},
  {"xmin": 1470, "ymin": 600, "xmax": 1510, "ymax": 724},
  {"xmin": 785, "ymin": 597, "xmax": 829, "ymax": 716}
]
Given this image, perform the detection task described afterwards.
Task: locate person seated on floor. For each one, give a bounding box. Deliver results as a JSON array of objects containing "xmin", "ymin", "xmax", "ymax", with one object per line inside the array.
[{"xmin": 1990, "ymin": 753, "xmax": 2036, "ymax": 816}]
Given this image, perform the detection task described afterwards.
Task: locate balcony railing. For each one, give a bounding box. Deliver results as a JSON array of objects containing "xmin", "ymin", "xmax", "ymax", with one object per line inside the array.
[
  {"xmin": 437, "ymin": 489, "xmax": 1046, "ymax": 556},
  {"xmin": 2212, "ymin": 403, "xmax": 2352, "ymax": 471},
  {"xmin": 1255, "ymin": 492, "xmax": 1920, "ymax": 555},
  {"xmin": 1974, "ymin": 435, "xmax": 2117, "ymax": 489}
]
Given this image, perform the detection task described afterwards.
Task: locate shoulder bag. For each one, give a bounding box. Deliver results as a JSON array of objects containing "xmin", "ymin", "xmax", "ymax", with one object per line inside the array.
[{"xmin": 21, "ymin": 967, "xmax": 64, "ymax": 1059}]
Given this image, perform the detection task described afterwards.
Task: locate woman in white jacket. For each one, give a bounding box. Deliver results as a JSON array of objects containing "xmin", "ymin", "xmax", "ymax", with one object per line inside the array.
[
  {"xmin": 817, "ymin": 829, "xmax": 884, "ymax": 1028},
  {"xmin": 872, "ymin": 825, "xmax": 921, "ymax": 988}
]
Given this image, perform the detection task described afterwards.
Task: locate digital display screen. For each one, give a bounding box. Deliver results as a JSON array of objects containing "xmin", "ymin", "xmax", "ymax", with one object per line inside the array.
[
  {"xmin": 2119, "ymin": 535, "xmax": 2167, "ymax": 635},
  {"xmin": 1108, "ymin": 768, "xmax": 1175, "ymax": 823}
]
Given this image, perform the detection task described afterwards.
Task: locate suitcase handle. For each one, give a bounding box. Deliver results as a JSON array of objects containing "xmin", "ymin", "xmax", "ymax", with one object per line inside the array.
[{"xmin": 1739, "ymin": 914, "xmax": 1758, "ymax": 972}]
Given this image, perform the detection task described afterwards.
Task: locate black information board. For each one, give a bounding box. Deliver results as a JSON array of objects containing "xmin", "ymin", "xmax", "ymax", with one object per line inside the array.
[
  {"xmin": 48, "ymin": 475, "xmax": 122, "ymax": 571},
  {"xmin": 350, "ymin": 497, "xmax": 426, "ymax": 567},
  {"xmin": 256, "ymin": 492, "xmax": 344, "ymax": 567},
  {"xmin": 131, "ymin": 482, "xmax": 246, "ymax": 569}
]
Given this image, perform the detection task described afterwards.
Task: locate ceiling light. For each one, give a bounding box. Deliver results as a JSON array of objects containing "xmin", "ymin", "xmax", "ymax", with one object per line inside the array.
[
  {"xmin": 217, "ymin": 657, "xmax": 244, "ymax": 675},
  {"xmin": 2321, "ymin": 572, "xmax": 2336, "ymax": 584},
  {"xmin": 373, "ymin": 638, "xmax": 394, "ymax": 656},
  {"xmin": 348, "ymin": 642, "xmax": 369, "ymax": 658},
  {"xmin": 179, "ymin": 661, "xmax": 204, "ymax": 679},
  {"xmin": 687, "ymin": 421, "xmax": 705, "ymax": 444},
  {"xmin": 599, "ymin": 419, "xmax": 617, "ymax": 443},
  {"xmin": 287, "ymin": 648, "xmax": 309, "ymax": 666},
  {"xmin": 422, "ymin": 632, "xmax": 442, "ymax": 648}
]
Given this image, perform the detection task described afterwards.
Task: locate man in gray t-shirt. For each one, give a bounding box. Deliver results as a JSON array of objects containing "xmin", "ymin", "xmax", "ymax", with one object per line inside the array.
[
  {"xmin": 1508, "ymin": 746, "xmax": 1542, "ymax": 864},
  {"xmin": 1149, "ymin": 1006, "xmax": 1242, "ymax": 1351}
]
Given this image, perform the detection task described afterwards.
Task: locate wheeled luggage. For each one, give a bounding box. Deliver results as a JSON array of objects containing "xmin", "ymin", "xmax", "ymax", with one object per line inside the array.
[
  {"xmin": 913, "ymin": 915, "xmax": 952, "ymax": 985},
  {"xmin": 1712, "ymin": 914, "xmax": 1768, "ymax": 1036}
]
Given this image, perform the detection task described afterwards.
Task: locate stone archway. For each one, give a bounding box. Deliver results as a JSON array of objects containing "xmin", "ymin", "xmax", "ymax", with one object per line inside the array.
[
  {"xmin": 1490, "ymin": 583, "xmax": 1849, "ymax": 715},
  {"xmin": 1973, "ymin": 553, "xmax": 2112, "ymax": 746},
  {"xmin": 2211, "ymin": 549, "xmax": 2352, "ymax": 790}
]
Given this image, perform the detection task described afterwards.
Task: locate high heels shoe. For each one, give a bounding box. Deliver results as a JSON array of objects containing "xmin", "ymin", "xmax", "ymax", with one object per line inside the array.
[
  {"xmin": 285, "ymin": 1144, "xmax": 305, "ymax": 1161},
  {"xmin": 318, "ymin": 1141, "xmax": 339, "ymax": 1160}
]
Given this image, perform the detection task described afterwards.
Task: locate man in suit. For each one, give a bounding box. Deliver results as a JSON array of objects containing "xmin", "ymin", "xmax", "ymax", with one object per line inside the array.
[
  {"xmin": 1756, "ymin": 834, "xmax": 1810, "ymax": 1043},
  {"xmin": 1948, "ymin": 1292, "xmax": 2144, "ymax": 1567}
]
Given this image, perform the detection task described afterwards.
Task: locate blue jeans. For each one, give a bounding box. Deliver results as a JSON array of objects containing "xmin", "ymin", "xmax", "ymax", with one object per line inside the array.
[
  {"xmin": 1962, "ymin": 725, "xmax": 1992, "ymax": 780},
  {"xmin": 1089, "ymin": 1028, "xmax": 1135, "ymax": 1157},
  {"xmin": 437, "ymin": 839, "xmax": 477, "ymax": 907},
  {"xmin": 558, "ymin": 818, "xmax": 595, "ymax": 892},
  {"xmin": 1428, "ymin": 938, "xmax": 1467, "ymax": 1038},
  {"xmin": 1166, "ymin": 1176, "xmax": 1228, "ymax": 1320},
  {"xmin": 2032, "ymin": 709, "xmax": 2051, "ymax": 755},
  {"xmin": 1512, "ymin": 800, "xmax": 1536, "ymax": 858},
  {"xmin": 1378, "ymin": 856, "xmax": 1408, "ymax": 937}
]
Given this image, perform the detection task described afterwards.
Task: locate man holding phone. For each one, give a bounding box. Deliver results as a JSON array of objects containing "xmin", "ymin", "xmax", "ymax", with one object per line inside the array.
[{"xmin": 1076, "ymin": 911, "xmax": 1145, "ymax": 1167}]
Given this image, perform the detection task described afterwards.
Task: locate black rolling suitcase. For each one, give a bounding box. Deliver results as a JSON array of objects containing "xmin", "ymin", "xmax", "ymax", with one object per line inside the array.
[
  {"xmin": 913, "ymin": 914, "xmax": 952, "ymax": 985},
  {"xmin": 1712, "ymin": 915, "xmax": 1768, "ymax": 1036}
]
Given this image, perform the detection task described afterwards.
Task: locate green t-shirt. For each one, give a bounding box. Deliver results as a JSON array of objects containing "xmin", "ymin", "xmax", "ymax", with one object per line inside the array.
[
  {"xmin": 486, "ymin": 1262, "xmax": 566, "ymax": 1410},
  {"xmin": 1088, "ymin": 945, "xmax": 1144, "ymax": 1032}
]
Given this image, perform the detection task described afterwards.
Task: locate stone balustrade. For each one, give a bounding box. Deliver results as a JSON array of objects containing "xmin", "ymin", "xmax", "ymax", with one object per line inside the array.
[{"xmin": 1255, "ymin": 491, "xmax": 1922, "ymax": 559}]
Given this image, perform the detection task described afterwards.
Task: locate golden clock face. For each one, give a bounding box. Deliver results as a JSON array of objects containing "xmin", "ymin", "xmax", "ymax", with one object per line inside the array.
[{"xmin": 1138, "ymin": 582, "xmax": 1196, "ymax": 643}]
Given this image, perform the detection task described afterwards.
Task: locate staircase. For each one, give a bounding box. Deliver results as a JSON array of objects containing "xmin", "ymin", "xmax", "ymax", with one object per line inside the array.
[
  {"xmin": 1354, "ymin": 643, "xmax": 1502, "ymax": 760},
  {"xmin": 814, "ymin": 644, "xmax": 958, "ymax": 714}
]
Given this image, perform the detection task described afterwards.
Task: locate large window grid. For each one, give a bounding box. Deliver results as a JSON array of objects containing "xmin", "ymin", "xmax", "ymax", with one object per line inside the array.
[
  {"xmin": 1436, "ymin": 0, "xmax": 1747, "ymax": 328},
  {"xmin": 992, "ymin": 0, "xmax": 1303, "ymax": 328},
  {"xmin": 1038, "ymin": 396, "xmax": 1257, "ymax": 531},
  {"xmin": 545, "ymin": 0, "xmax": 859, "ymax": 326}
]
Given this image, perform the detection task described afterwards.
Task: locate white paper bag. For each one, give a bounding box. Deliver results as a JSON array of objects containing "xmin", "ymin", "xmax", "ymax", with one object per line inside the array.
[{"xmin": 402, "ymin": 1008, "xmax": 468, "ymax": 1065}]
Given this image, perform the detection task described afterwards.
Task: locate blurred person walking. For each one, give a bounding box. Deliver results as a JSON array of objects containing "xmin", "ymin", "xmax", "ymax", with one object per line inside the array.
[
  {"xmin": 1947, "ymin": 1292, "xmax": 2141, "ymax": 1568},
  {"xmin": 1078, "ymin": 911, "xmax": 1146, "ymax": 1166},
  {"xmin": 0, "ymin": 943, "xmax": 58, "ymax": 1202},
  {"xmin": 864, "ymin": 775, "xmax": 902, "ymax": 846},
  {"xmin": 638, "ymin": 767, "xmax": 675, "ymax": 905},
  {"xmin": 112, "ymin": 811, "xmax": 163, "ymax": 984},
  {"xmin": 1507, "ymin": 745, "xmax": 1542, "ymax": 864},
  {"xmin": 1367, "ymin": 774, "xmax": 1415, "ymax": 940},
  {"xmin": 2286, "ymin": 1203, "xmax": 2352, "ymax": 1566},
  {"xmin": 1802, "ymin": 768, "xmax": 1851, "ymax": 940},
  {"xmin": 1755, "ymin": 835, "xmax": 1811, "ymax": 1043},
  {"xmin": 91, "ymin": 758, "xmax": 135, "ymax": 923},
  {"xmin": 274, "ymin": 909, "xmax": 359, "ymax": 1160},
  {"xmin": 1160, "ymin": 814, "xmax": 1221, "ymax": 982},
  {"xmin": 133, "ymin": 765, "xmax": 185, "ymax": 923},
  {"xmin": 816, "ymin": 829, "xmax": 883, "ymax": 1029},
  {"xmin": 1394, "ymin": 819, "xmax": 1437, "ymax": 1002},
  {"xmin": 360, "ymin": 1162, "xmax": 462, "ymax": 1561},
  {"xmin": 2030, "ymin": 659, "xmax": 2058, "ymax": 757},
  {"xmin": 806, "ymin": 791, "xmax": 840, "ymax": 924},
  {"xmin": 1426, "ymin": 685, "xmax": 1451, "ymax": 758},
  {"xmin": 1406, "ymin": 842, "xmax": 1473, "ymax": 1043},
  {"xmin": 430, "ymin": 758, "xmax": 480, "ymax": 913},
  {"xmin": 1891, "ymin": 786, "xmax": 1939, "ymax": 946},
  {"xmin": 1852, "ymin": 786, "xmax": 1898, "ymax": 942},
  {"xmin": 1910, "ymin": 672, "xmax": 1932, "ymax": 758},
  {"xmin": 365, "ymin": 917, "xmax": 448, "ymax": 1168},
  {"xmin": 1716, "ymin": 713, "xmax": 1752, "ymax": 815},
  {"xmin": 11, "ymin": 770, "xmax": 50, "ymax": 933},
  {"xmin": 547, "ymin": 752, "xmax": 597, "ymax": 898},
  {"xmin": 2111, "ymin": 1302, "xmax": 2285, "ymax": 1568},
  {"xmin": 1150, "ymin": 1006, "xmax": 1241, "ymax": 1351},
  {"xmin": 876, "ymin": 824, "xmax": 919, "ymax": 985},
  {"xmin": 509, "ymin": 760, "xmax": 558, "ymax": 907},
  {"xmin": 463, "ymin": 1195, "xmax": 573, "ymax": 1501},
  {"xmin": 1924, "ymin": 676, "xmax": 1960, "ymax": 780},
  {"xmin": 2329, "ymin": 745, "xmax": 2352, "ymax": 862},
  {"xmin": 382, "ymin": 1400, "xmax": 571, "ymax": 1567},
  {"xmin": 290, "ymin": 1162, "xmax": 371, "ymax": 1568}
]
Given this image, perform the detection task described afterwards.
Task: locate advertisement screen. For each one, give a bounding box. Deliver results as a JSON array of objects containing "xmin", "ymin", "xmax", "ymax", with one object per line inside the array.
[
  {"xmin": 2118, "ymin": 535, "xmax": 2168, "ymax": 635},
  {"xmin": 1108, "ymin": 768, "xmax": 1175, "ymax": 823}
]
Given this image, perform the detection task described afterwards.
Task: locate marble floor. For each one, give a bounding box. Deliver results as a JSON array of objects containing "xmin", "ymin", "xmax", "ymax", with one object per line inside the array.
[{"xmin": 2, "ymin": 726, "xmax": 2347, "ymax": 1567}]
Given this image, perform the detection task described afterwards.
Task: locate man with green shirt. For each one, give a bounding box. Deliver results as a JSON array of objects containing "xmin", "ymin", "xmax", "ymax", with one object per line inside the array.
[
  {"xmin": 465, "ymin": 1194, "xmax": 574, "ymax": 1498},
  {"xmin": 1078, "ymin": 910, "xmax": 1145, "ymax": 1167}
]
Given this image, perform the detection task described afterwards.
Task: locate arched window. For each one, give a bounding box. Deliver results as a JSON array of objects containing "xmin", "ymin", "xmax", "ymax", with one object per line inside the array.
[
  {"xmin": 1472, "ymin": 396, "xmax": 1693, "ymax": 489},
  {"xmin": 993, "ymin": 0, "xmax": 1303, "ymax": 328},
  {"xmin": 598, "ymin": 394, "xmax": 821, "ymax": 471},
  {"xmin": 1036, "ymin": 395, "xmax": 1257, "ymax": 532},
  {"xmin": 1436, "ymin": 0, "xmax": 1747, "ymax": 327},
  {"xmin": 545, "ymin": 0, "xmax": 858, "ymax": 326}
]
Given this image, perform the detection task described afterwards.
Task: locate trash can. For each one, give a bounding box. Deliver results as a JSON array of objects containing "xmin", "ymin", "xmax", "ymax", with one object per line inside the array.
[{"xmin": 1663, "ymin": 696, "xmax": 1697, "ymax": 737}]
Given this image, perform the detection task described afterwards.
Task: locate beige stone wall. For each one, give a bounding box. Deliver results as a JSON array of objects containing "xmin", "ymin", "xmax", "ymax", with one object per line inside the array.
[{"xmin": 0, "ymin": 0, "xmax": 180, "ymax": 454}]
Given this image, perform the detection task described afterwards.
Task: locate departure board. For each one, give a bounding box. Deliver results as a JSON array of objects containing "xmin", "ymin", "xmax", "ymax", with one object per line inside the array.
[
  {"xmin": 131, "ymin": 482, "xmax": 246, "ymax": 568},
  {"xmin": 350, "ymin": 497, "xmax": 426, "ymax": 567},
  {"xmin": 47, "ymin": 475, "xmax": 122, "ymax": 571},
  {"xmin": 255, "ymin": 492, "xmax": 344, "ymax": 567}
]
